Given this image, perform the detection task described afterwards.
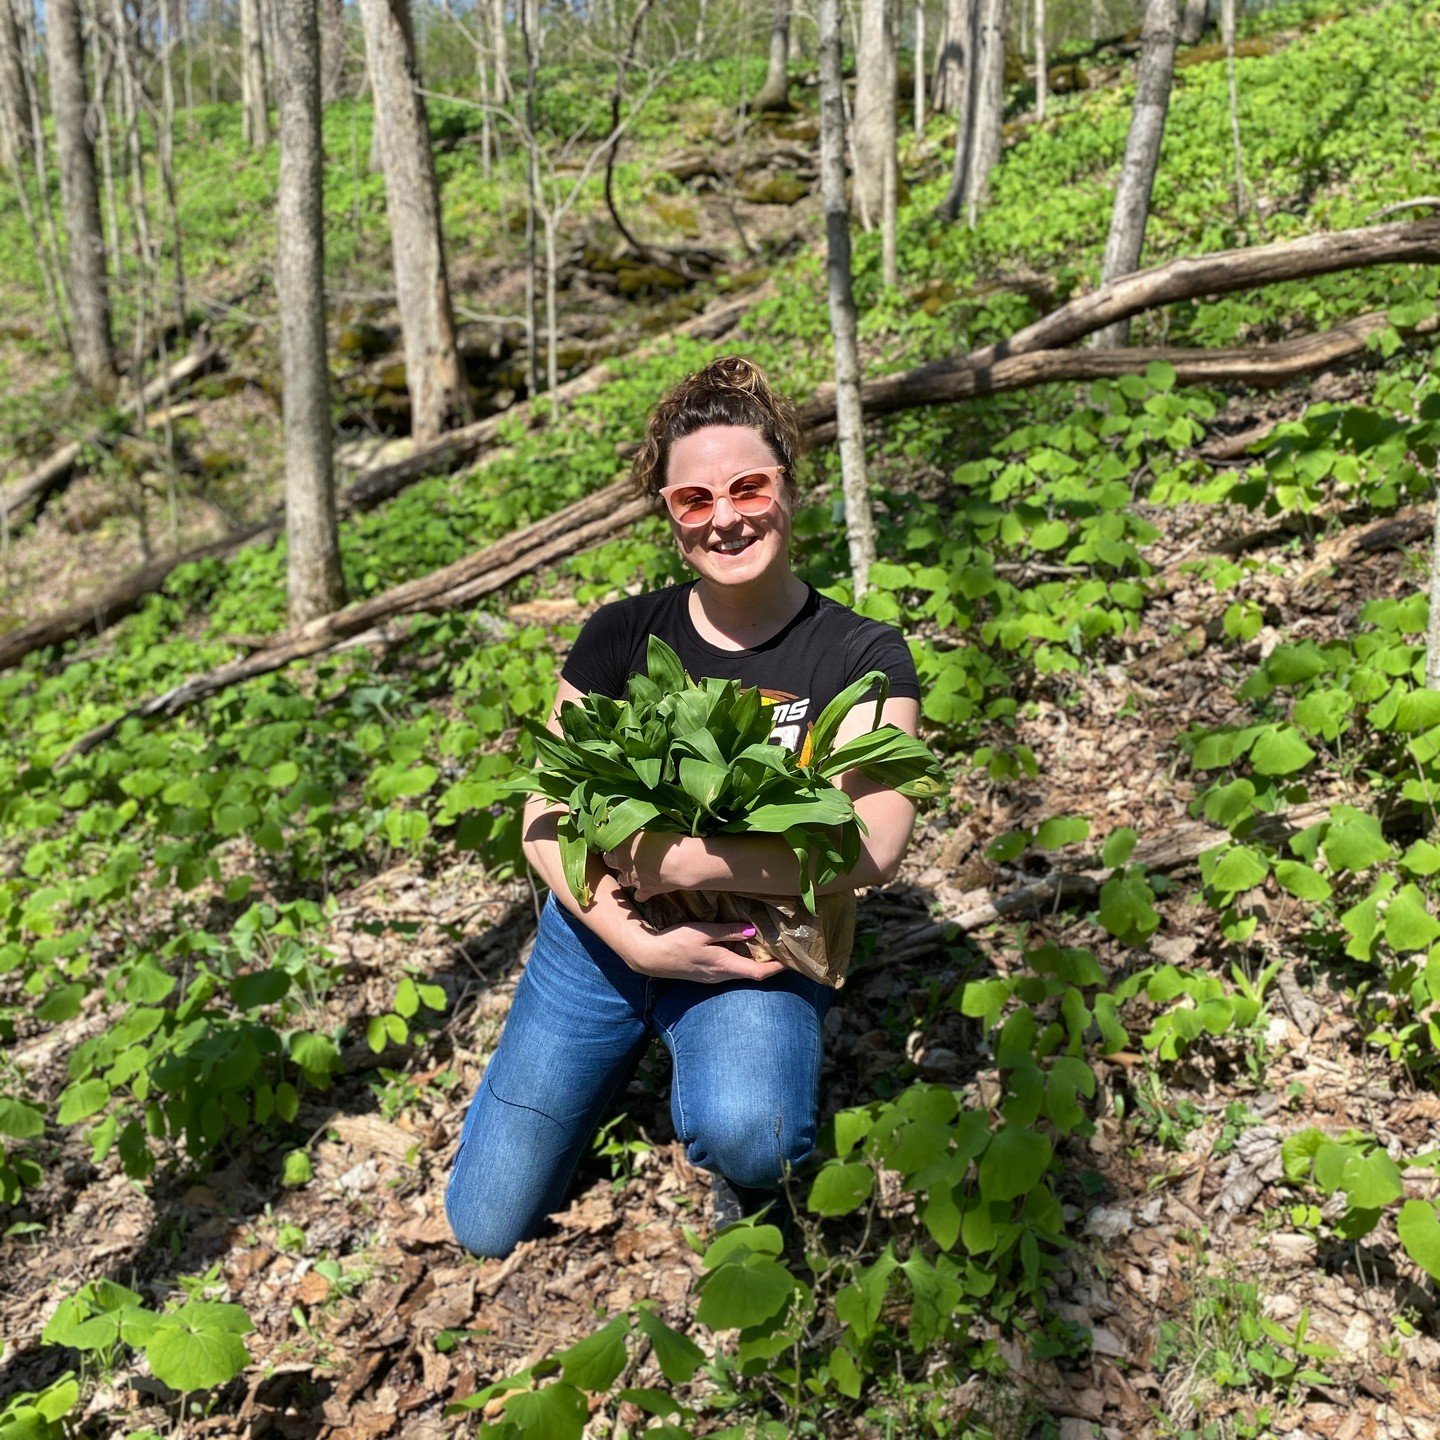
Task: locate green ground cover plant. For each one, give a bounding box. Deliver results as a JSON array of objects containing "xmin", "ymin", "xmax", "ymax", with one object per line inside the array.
[{"xmin": 2, "ymin": 1, "xmax": 1440, "ymax": 1431}]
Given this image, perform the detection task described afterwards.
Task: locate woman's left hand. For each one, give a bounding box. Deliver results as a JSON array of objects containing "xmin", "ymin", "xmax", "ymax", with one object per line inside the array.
[{"xmin": 603, "ymin": 832, "xmax": 681, "ymax": 902}]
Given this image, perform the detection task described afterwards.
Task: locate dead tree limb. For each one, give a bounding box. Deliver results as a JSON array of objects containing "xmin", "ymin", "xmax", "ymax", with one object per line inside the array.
[
  {"xmin": 0, "ymin": 342, "xmax": 221, "ymax": 529},
  {"xmin": 801, "ymin": 215, "xmax": 1440, "ymax": 432},
  {"xmin": 872, "ymin": 801, "xmax": 1332, "ymax": 963},
  {"xmin": 0, "ymin": 289, "xmax": 760, "ymax": 674},
  {"xmin": 57, "ymin": 480, "xmax": 651, "ymax": 763}
]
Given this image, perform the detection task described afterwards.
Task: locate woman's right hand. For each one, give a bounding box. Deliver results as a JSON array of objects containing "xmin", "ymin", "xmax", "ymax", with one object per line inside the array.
[{"xmin": 625, "ymin": 919, "xmax": 788, "ymax": 984}]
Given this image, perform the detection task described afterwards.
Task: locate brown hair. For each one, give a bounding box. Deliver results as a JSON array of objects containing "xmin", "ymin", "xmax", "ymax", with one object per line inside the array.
[{"xmin": 630, "ymin": 355, "xmax": 804, "ymax": 506}]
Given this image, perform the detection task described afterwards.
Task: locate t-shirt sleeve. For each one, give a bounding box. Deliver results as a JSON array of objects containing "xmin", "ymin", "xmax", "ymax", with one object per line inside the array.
[
  {"xmin": 846, "ymin": 620, "xmax": 922, "ymax": 705},
  {"xmin": 559, "ymin": 601, "xmax": 633, "ymax": 700}
]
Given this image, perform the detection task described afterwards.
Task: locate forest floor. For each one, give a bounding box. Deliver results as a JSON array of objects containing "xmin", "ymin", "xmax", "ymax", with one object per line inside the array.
[
  {"xmin": 3, "ymin": 371, "xmax": 1439, "ymax": 1439},
  {"xmin": 5, "ymin": 4, "xmax": 1440, "ymax": 1436}
]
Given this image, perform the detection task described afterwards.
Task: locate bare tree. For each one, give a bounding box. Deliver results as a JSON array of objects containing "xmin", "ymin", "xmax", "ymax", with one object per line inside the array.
[
  {"xmin": 1091, "ymin": 0, "xmax": 1178, "ymax": 346},
  {"xmin": 1178, "ymin": 0, "xmax": 1206, "ymax": 44},
  {"xmin": 852, "ymin": 0, "xmax": 895, "ymax": 230},
  {"xmin": 913, "ymin": 0, "xmax": 924, "ymax": 139},
  {"xmin": 1429, "ymin": 504, "xmax": 1440, "ymax": 689},
  {"xmin": 491, "ymin": 0, "xmax": 510, "ymax": 102},
  {"xmin": 1035, "ymin": 0, "xmax": 1047, "ymax": 121},
  {"xmin": 936, "ymin": 0, "xmax": 1003, "ymax": 224},
  {"xmin": 358, "ymin": 0, "xmax": 470, "ymax": 440},
  {"xmin": 241, "ymin": 0, "xmax": 271, "ymax": 146},
  {"xmin": 751, "ymin": 0, "xmax": 793, "ymax": 111},
  {"xmin": 48, "ymin": 0, "xmax": 118, "ymax": 398},
  {"xmin": 818, "ymin": 0, "xmax": 875, "ymax": 597},
  {"xmin": 319, "ymin": 0, "xmax": 349, "ymax": 103},
  {"xmin": 0, "ymin": 0, "xmax": 29, "ymax": 172},
  {"xmin": 931, "ymin": 0, "xmax": 965, "ymax": 113},
  {"xmin": 274, "ymin": 0, "xmax": 346, "ymax": 622},
  {"xmin": 1222, "ymin": 0, "xmax": 1247, "ymax": 223}
]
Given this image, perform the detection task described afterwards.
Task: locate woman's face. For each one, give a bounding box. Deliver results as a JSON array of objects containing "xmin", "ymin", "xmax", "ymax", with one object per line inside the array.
[{"xmin": 665, "ymin": 425, "xmax": 796, "ymax": 587}]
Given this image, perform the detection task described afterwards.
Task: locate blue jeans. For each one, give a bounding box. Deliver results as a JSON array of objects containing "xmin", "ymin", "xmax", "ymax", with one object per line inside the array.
[{"xmin": 445, "ymin": 889, "xmax": 833, "ymax": 1258}]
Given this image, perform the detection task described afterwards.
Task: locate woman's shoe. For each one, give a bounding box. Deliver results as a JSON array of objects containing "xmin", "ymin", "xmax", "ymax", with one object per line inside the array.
[{"xmin": 709, "ymin": 1174, "xmax": 794, "ymax": 1246}]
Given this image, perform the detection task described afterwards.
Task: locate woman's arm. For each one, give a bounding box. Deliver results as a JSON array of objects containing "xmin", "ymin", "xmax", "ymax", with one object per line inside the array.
[
  {"xmin": 522, "ymin": 676, "xmax": 786, "ymax": 983},
  {"xmin": 608, "ymin": 696, "xmax": 923, "ymax": 898}
]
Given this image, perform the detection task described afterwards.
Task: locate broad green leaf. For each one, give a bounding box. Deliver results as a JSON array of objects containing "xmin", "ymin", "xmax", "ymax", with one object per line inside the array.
[
  {"xmin": 644, "ymin": 636, "xmax": 689, "ymax": 693},
  {"xmin": 557, "ymin": 1316, "xmax": 629, "ymax": 1391},
  {"xmin": 1323, "ymin": 816, "xmax": 1393, "ymax": 872},
  {"xmin": 1035, "ymin": 815, "xmax": 1090, "ymax": 850},
  {"xmin": 1385, "ymin": 885, "xmax": 1440, "ymax": 953},
  {"xmin": 1097, "ymin": 872, "xmax": 1160, "ymax": 944},
  {"xmin": 1249, "ymin": 727, "xmax": 1316, "ymax": 776},
  {"xmin": 634, "ymin": 1308, "xmax": 705, "ymax": 1384},
  {"xmin": 1398, "ymin": 1200, "xmax": 1440, "ymax": 1282},
  {"xmin": 808, "ymin": 1161, "xmax": 875, "ymax": 1216},
  {"xmin": 1341, "ymin": 1149, "xmax": 1404, "ymax": 1210},
  {"xmin": 504, "ymin": 1383, "xmax": 588, "ymax": 1440},
  {"xmin": 977, "ymin": 1124, "xmax": 1052, "ymax": 1202},
  {"xmin": 695, "ymin": 1254, "xmax": 794, "ymax": 1330},
  {"xmin": 143, "ymin": 1304, "xmax": 252, "ymax": 1391},
  {"xmin": 56, "ymin": 1080, "xmax": 110, "ymax": 1126},
  {"xmin": 1101, "ymin": 827, "xmax": 1137, "ymax": 867},
  {"xmin": 0, "ymin": 1099, "xmax": 44, "ymax": 1140},
  {"xmin": 1209, "ymin": 845, "xmax": 1269, "ymax": 896},
  {"xmin": 1274, "ymin": 861, "xmax": 1331, "ymax": 902}
]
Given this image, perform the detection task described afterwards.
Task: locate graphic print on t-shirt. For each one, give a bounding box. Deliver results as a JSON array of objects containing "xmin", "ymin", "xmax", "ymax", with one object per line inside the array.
[{"xmin": 758, "ymin": 687, "xmax": 811, "ymax": 753}]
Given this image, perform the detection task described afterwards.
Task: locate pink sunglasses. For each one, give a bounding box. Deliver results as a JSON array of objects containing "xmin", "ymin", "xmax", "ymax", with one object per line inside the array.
[{"xmin": 657, "ymin": 465, "xmax": 787, "ymax": 529}]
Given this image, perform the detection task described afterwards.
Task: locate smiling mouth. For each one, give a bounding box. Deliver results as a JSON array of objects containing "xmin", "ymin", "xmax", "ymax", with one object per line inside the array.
[{"xmin": 712, "ymin": 537, "xmax": 757, "ymax": 555}]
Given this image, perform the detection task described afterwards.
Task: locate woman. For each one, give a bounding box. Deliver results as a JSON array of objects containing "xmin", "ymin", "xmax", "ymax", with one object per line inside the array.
[{"xmin": 445, "ymin": 356, "xmax": 924, "ymax": 1258}]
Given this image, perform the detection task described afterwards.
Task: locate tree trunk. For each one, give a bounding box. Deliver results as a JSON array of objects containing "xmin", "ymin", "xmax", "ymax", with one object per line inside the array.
[
  {"xmin": 1178, "ymin": 0, "xmax": 1206, "ymax": 44},
  {"xmin": 1222, "ymin": 0, "xmax": 1247, "ymax": 223},
  {"xmin": 240, "ymin": 0, "xmax": 270, "ymax": 146},
  {"xmin": 751, "ymin": 0, "xmax": 792, "ymax": 111},
  {"xmin": 0, "ymin": 0, "xmax": 30, "ymax": 172},
  {"xmin": 491, "ymin": 0, "xmax": 510, "ymax": 102},
  {"xmin": 818, "ymin": 0, "xmax": 875, "ymax": 598},
  {"xmin": 48, "ymin": 0, "xmax": 117, "ymax": 398},
  {"xmin": 852, "ymin": 0, "xmax": 895, "ymax": 229},
  {"xmin": 1091, "ymin": 0, "xmax": 1178, "ymax": 347},
  {"xmin": 357, "ymin": 0, "xmax": 470, "ymax": 439},
  {"xmin": 913, "ymin": 0, "xmax": 924, "ymax": 139},
  {"xmin": 521, "ymin": 0, "xmax": 540, "ymax": 396},
  {"xmin": 963, "ymin": 0, "xmax": 1003, "ymax": 223},
  {"xmin": 319, "ymin": 0, "xmax": 348, "ymax": 103},
  {"xmin": 935, "ymin": 0, "xmax": 973, "ymax": 219},
  {"xmin": 1035, "ymin": 0, "xmax": 1046, "ymax": 121},
  {"xmin": 275, "ymin": 0, "xmax": 345, "ymax": 623},
  {"xmin": 1429, "ymin": 502, "xmax": 1440, "ymax": 689},
  {"xmin": 881, "ymin": 0, "xmax": 898, "ymax": 286},
  {"xmin": 932, "ymin": 0, "xmax": 965, "ymax": 112}
]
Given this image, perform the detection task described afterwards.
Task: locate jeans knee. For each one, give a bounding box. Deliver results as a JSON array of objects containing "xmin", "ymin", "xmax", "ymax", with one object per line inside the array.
[
  {"xmin": 688, "ymin": 1103, "xmax": 815, "ymax": 1191},
  {"xmin": 444, "ymin": 1181, "xmax": 530, "ymax": 1260}
]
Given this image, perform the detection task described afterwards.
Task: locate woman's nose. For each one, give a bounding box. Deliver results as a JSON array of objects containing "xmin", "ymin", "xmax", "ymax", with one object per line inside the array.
[{"xmin": 711, "ymin": 492, "xmax": 740, "ymax": 525}]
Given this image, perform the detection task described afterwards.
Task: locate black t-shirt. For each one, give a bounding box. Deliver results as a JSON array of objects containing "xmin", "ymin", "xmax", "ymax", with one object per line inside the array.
[{"xmin": 559, "ymin": 580, "xmax": 922, "ymax": 754}]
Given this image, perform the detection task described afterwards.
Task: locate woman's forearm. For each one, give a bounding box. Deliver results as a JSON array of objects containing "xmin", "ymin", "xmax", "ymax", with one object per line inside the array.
[
  {"xmin": 665, "ymin": 830, "xmax": 890, "ymax": 897},
  {"xmin": 521, "ymin": 797, "xmax": 656, "ymax": 963}
]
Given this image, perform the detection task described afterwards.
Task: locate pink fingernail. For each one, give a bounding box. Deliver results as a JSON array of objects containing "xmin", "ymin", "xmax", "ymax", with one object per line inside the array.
[{"xmin": 743, "ymin": 926, "xmax": 757, "ymax": 938}]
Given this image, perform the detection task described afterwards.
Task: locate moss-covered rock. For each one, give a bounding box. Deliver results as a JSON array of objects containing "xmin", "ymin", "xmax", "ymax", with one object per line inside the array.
[
  {"xmin": 1176, "ymin": 36, "xmax": 1275, "ymax": 67},
  {"xmin": 336, "ymin": 322, "xmax": 391, "ymax": 359},
  {"xmin": 648, "ymin": 198, "xmax": 702, "ymax": 236},
  {"xmin": 737, "ymin": 170, "xmax": 809, "ymax": 205},
  {"xmin": 616, "ymin": 264, "xmax": 690, "ymax": 295}
]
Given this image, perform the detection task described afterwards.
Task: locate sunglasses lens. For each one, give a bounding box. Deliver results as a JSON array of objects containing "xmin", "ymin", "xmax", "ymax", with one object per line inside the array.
[
  {"xmin": 670, "ymin": 490, "xmax": 713, "ymax": 525},
  {"xmin": 730, "ymin": 473, "xmax": 775, "ymax": 514}
]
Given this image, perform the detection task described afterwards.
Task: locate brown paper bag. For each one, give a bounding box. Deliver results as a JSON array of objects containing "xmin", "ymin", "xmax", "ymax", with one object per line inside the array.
[{"xmin": 636, "ymin": 889, "xmax": 857, "ymax": 988}]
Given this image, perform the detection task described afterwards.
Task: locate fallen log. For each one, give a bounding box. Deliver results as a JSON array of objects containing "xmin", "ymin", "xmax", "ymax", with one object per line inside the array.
[
  {"xmin": 0, "ymin": 287, "xmax": 761, "ymax": 675},
  {"xmin": 864, "ymin": 800, "xmax": 1332, "ymax": 966},
  {"xmin": 0, "ymin": 343, "xmax": 223, "ymax": 529},
  {"xmin": 801, "ymin": 215, "xmax": 1440, "ymax": 432},
  {"xmin": 1134, "ymin": 503, "xmax": 1433, "ymax": 676},
  {"xmin": 805, "ymin": 308, "xmax": 1439, "ymax": 444},
  {"xmin": 14, "ymin": 219, "xmax": 1438, "ymax": 692},
  {"xmin": 58, "ymin": 480, "xmax": 650, "ymax": 763}
]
